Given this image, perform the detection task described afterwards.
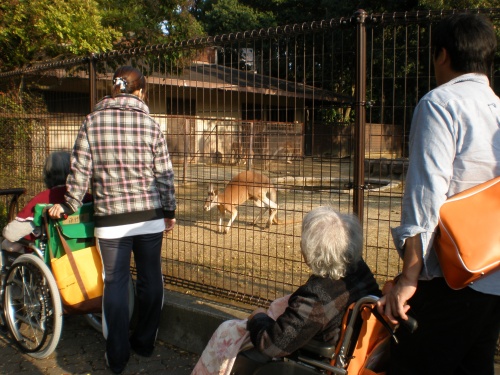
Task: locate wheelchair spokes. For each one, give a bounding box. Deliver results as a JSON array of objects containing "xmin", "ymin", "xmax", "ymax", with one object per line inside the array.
[
  {"xmin": 6, "ymin": 261, "xmax": 49, "ymax": 351},
  {"xmin": 3, "ymin": 254, "xmax": 63, "ymax": 358}
]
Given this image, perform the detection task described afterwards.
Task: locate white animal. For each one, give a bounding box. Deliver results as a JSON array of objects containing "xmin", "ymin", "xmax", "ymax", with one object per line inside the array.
[{"xmin": 203, "ymin": 171, "xmax": 279, "ymax": 234}]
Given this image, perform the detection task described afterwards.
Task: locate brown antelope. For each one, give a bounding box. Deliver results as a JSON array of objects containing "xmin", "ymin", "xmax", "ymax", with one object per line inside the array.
[{"xmin": 204, "ymin": 171, "xmax": 279, "ymax": 234}]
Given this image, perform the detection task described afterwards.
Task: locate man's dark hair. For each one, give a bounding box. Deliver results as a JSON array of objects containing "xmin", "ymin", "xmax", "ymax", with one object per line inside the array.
[{"xmin": 432, "ymin": 13, "xmax": 497, "ymax": 75}]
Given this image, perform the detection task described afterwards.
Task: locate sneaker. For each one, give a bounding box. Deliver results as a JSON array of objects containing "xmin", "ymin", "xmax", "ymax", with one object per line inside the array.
[{"xmin": 105, "ymin": 352, "xmax": 125, "ymax": 374}]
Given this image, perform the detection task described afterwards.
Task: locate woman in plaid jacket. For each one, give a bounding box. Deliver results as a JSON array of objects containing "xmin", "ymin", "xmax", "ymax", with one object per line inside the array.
[{"xmin": 49, "ymin": 66, "xmax": 176, "ymax": 374}]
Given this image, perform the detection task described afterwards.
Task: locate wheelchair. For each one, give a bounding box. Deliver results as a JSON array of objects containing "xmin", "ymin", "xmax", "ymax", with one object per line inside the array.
[
  {"xmin": 0, "ymin": 189, "xmax": 134, "ymax": 358},
  {"xmin": 232, "ymin": 295, "xmax": 418, "ymax": 375}
]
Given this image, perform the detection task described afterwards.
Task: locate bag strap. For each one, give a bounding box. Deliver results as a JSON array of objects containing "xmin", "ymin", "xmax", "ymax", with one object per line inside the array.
[
  {"xmin": 54, "ymin": 224, "xmax": 90, "ymax": 300},
  {"xmin": 43, "ymin": 210, "xmax": 58, "ymax": 262},
  {"xmin": 44, "ymin": 209, "xmax": 90, "ymax": 301}
]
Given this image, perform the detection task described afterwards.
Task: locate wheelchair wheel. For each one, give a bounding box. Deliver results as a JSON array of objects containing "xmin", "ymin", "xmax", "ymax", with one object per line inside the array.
[
  {"xmin": 3, "ymin": 254, "xmax": 63, "ymax": 359},
  {"xmin": 83, "ymin": 273, "xmax": 136, "ymax": 332}
]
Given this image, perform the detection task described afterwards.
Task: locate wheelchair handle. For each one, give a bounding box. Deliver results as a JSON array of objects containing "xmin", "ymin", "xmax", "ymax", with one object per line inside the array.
[
  {"xmin": 355, "ymin": 295, "xmax": 418, "ymax": 333},
  {"xmin": 397, "ymin": 315, "xmax": 418, "ymax": 334},
  {"xmin": 42, "ymin": 205, "xmax": 68, "ymax": 220}
]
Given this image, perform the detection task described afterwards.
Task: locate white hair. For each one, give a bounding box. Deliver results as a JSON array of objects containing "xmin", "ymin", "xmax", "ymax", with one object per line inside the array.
[{"xmin": 300, "ymin": 206, "xmax": 363, "ymax": 280}]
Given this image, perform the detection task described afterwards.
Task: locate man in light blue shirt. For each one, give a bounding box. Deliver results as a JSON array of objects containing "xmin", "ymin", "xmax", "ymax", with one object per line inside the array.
[{"xmin": 377, "ymin": 13, "xmax": 500, "ymax": 375}]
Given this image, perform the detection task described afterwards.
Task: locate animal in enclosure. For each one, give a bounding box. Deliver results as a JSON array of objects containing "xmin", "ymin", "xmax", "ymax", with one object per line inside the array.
[
  {"xmin": 273, "ymin": 142, "xmax": 296, "ymax": 164},
  {"xmin": 204, "ymin": 171, "xmax": 279, "ymax": 234},
  {"xmin": 230, "ymin": 141, "xmax": 246, "ymax": 165}
]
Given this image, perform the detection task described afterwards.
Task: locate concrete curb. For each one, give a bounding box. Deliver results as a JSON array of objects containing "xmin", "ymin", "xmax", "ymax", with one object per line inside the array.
[
  {"xmin": 159, "ymin": 288, "xmax": 500, "ymax": 371},
  {"xmin": 159, "ymin": 289, "xmax": 250, "ymax": 355}
]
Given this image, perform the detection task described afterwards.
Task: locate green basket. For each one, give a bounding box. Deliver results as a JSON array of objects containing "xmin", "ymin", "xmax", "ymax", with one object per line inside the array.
[{"xmin": 33, "ymin": 202, "xmax": 95, "ymax": 264}]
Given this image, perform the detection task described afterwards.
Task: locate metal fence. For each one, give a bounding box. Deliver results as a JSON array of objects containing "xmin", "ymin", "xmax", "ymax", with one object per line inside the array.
[{"xmin": 0, "ymin": 9, "xmax": 499, "ymax": 308}]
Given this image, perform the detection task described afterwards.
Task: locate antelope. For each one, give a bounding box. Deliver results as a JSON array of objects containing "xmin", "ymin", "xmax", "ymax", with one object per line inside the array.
[{"xmin": 204, "ymin": 171, "xmax": 279, "ymax": 234}]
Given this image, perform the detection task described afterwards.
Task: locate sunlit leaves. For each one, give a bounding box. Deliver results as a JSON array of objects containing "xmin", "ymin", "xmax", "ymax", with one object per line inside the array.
[{"xmin": 0, "ymin": 0, "xmax": 120, "ymax": 71}]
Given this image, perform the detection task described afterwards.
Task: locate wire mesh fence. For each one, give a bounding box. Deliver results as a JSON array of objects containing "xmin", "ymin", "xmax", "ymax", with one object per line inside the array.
[{"xmin": 0, "ymin": 8, "xmax": 499, "ymax": 308}]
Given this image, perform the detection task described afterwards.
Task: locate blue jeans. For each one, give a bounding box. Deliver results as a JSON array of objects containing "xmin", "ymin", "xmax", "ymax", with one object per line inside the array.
[{"xmin": 97, "ymin": 232, "xmax": 164, "ymax": 370}]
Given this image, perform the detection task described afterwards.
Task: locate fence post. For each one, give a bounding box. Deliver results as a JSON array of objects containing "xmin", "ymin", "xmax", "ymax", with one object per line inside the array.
[
  {"xmin": 89, "ymin": 54, "xmax": 97, "ymax": 110},
  {"xmin": 353, "ymin": 9, "xmax": 368, "ymax": 226},
  {"xmin": 183, "ymin": 119, "xmax": 189, "ymax": 184},
  {"xmin": 248, "ymin": 122, "xmax": 254, "ymax": 170}
]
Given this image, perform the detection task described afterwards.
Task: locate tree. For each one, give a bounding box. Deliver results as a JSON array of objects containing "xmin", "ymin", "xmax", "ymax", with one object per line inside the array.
[
  {"xmin": 97, "ymin": 0, "xmax": 205, "ymax": 49},
  {"xmin": 415, "ymin": 0, "xmax": 497, "ymax": 9},
  {"xmin": 0, "ymin": 0, "xmax": 206, "ymax": 72},
  {"xmin": 0, "ymin": 0, "xmax": 121, "ymax": 71},
  {"xmin": 193, "ymin": 0, "xmax": 499, "ymax": 35},
  {"xmin": 192, "ymin": 0, "xmax": 277, "ymax": 35}
]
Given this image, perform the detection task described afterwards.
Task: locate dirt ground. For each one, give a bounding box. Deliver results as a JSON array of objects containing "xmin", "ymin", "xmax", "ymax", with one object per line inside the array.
[{"xmin": 159, "ymin": 157, "xmax": 405, "ymax": 306}]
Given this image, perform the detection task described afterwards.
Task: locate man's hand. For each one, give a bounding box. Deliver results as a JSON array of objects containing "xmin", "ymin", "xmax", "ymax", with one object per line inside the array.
[
  {"xmin": 377, "ymin": 275, "xmax": 416, "ymax": 324},
  {"xmin": 377, "ymin": 234, "xmax": 423, "ymax": 324}
]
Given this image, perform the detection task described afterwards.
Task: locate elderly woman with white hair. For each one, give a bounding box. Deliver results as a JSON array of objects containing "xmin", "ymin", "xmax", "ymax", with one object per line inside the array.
[
  {"xmin": 246, "ymin": 205, "xmax": 380, "ymax": 357},
  {"xmin": 191, "ymin": 206, "xmax": 380, "ymax": 375}
]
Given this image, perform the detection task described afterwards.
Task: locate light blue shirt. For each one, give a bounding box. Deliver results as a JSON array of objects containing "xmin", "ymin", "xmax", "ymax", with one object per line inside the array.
[{"xmin": 392, "ymin": 73, "xmax": 500, "ymax": 295}]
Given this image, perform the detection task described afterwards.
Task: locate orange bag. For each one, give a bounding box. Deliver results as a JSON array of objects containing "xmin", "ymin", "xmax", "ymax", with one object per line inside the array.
[
  {"xmin": 434, "ymin": 176, "xmax": 500, "ymax": 290},
  {"xmin": 50, "ymin": 242, "xmax": 104, "ymax": 314},
  {"xmin": 48, "ymin": 221, "xmax": 103, "ymax": 314}
]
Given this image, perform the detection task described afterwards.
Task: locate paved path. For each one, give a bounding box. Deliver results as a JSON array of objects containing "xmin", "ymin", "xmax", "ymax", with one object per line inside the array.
[
  {"xmin": 0, "ymin": 315, "xmax": 199, "ymax": 375},
  {"xmin": 1, "ymin": 313, "xmax": 498, "ymax": 375}
]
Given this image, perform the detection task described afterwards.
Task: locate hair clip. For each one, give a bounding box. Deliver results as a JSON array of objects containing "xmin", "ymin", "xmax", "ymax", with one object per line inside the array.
[{"xmin": 113, "ymin": 77, "xmax": 127, "ymax": 92}]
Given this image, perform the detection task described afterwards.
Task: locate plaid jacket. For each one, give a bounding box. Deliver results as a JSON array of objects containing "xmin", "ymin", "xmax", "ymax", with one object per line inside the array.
[
  {"xmin": 247, "ymin": 260, "xmax": 381, "ymax": 357},
  {"xmin": 65, "ymin": 94, "xmax": 176, "ymax": 227}
]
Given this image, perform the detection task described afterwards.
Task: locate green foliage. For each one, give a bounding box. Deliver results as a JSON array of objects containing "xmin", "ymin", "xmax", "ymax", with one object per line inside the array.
[
  {"xmin": 37, "ymin": 0, "xmax": 120, "ymax": 54},
  {"xmin": 0, "ymin": 0, "xmax": 206, "ymax": 72},
  {"xmin": 0, "ymin": 202, "xmax": 7, "ymax": 231},
  {"xmin": 0, "ymin": 0, "xmax": 121, "ymax": 71},
  {"xmin": 417, "ymin": 0, "xmax": 497, "ymax": 9},
  {"xmin": 194, "ymin": 0, "xmax": 277, "ymax": 35},
  {"xmin": 194, "ymin": 0, "xmax": 500, "ymax": 34},
  {"xmin": 1, "ymin": 0, "xmax": 497, "ymax": 74},
  {"xmin": 0, "ymin": 86, "xmax": 47, "ymax": 189},
  {"xmin": 97, "ymin": 0, "xmax": 205, "ymax": 49},
  {"xmin": 320, "ymin": 107, "xmax": 354, "ymax": 125},
  {"xmin": 274, "ymin": 0, "xmax": 357, "ymax": 25}
]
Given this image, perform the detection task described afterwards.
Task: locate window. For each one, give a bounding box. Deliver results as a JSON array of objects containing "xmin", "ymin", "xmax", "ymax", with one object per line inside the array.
[
  {"xmin": 242, "ymin": 103, "xmax": 262, "ymax": 121},
  {"xmin": 167, "ymin": 98, "xmax": 196, "ymax": 115}
]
